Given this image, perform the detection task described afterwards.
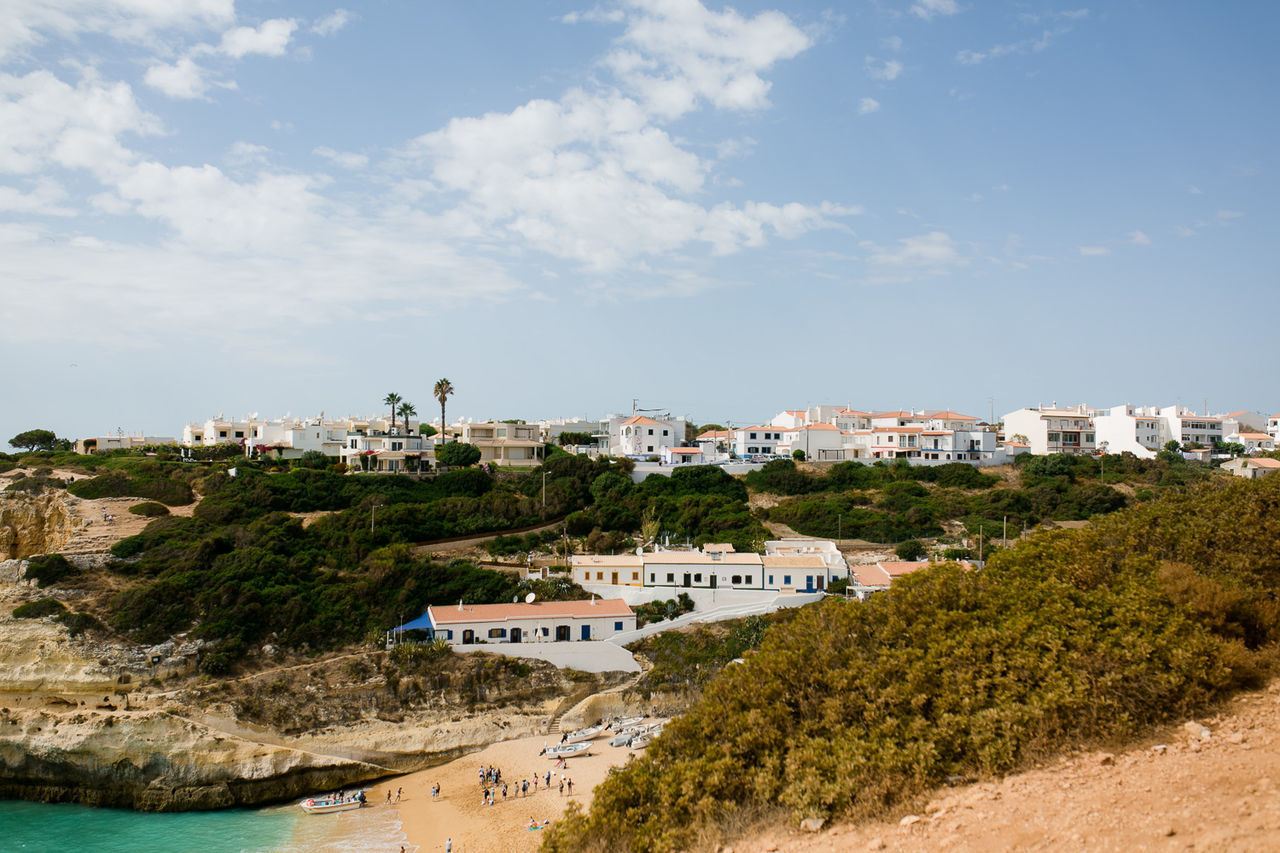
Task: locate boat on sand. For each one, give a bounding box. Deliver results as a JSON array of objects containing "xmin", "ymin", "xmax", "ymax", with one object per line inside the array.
[{"xmin": 299, "ymin": 791, "xmax": 366, "ymax": 814}]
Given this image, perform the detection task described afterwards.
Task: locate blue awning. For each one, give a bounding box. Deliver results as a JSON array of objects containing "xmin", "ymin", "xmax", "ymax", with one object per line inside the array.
[{"xmin": 395, "ymin": 610, "xmax": 435, "ymax": 632}]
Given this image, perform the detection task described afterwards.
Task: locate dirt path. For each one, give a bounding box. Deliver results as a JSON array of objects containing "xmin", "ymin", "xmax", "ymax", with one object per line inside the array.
[{"xmin": 734, "ymin": 682, "xmax": 1280, "ymax": 852}]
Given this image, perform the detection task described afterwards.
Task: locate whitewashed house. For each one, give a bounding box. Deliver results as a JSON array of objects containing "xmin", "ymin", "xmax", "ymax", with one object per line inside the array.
[
  {"xmin": 247, "ymin": 417, "xmax": 351, "ymax": 459},
  {"xmin": 570, "ymin": 541, "xmax": 848, "ymax": 595},
  {"xmin": 183, "ymin": 417, "xmax": 251, "ymax": 447},
  {"xmin": 1001, "ymin": 404, "xmax": 1098, "ymax": 456},
  {"xmin": 1225, "ymin": 432, "xmax": 1276, "ymax": 454},
  {"xmin": 608, "ymin": 414, "xmax": 685, "ymax": 458},
  {"xmin": 1221, "ymin": 457, "xmax": 1280, "ymax": 479},
  {"xmin": 405, "ymin": 599, "xmax": 636, "ymax": 645},
  {"xmin": 340, "ymin": 429, "xmax": 431, "ymax": 473}
]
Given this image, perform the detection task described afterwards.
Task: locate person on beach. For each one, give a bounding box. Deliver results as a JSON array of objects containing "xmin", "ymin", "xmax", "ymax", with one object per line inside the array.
[
  {"xmin": 395, "ymin": 787, "xmax": 402, "ymax": 802},
  {"xmin": 558, "ymin": 778, "xmax": 564, "ymax": 796},
  {"xmin": 386, "ymin": 790, "xmax": 392, "ymax": 804},
  {"xmin": 446, "ymin": 838, "xmax": 452, "ymax": 853},
  {"xmin": 521, "ymin": 779, "xmax": 528, "ymax": 797},
  {"xmin": 545, "ymin": 770, "xmax": 551, "ymax": 788},
  {"xmin": 502, "ymin": 782, "xmax": 508, "ymax": 800},
  {"xmin": 568, "ymin": 778, "xmax": 574, "ymax": 796}
]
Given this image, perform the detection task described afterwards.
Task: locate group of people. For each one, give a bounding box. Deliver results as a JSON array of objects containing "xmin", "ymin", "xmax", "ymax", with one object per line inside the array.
[{"xmin": 477, "ymin": 764, "xmax": 575, "ymax": 807}]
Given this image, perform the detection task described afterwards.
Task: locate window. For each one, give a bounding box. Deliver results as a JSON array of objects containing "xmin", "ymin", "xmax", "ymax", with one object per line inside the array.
[
  {"xmin": 647, "ymin": 445, "xmax": 654, "ymax": 452},
  {"xmin": 768, "ymin": 575, "xmax": 774, "ymax": 585},
  {"xmin": 442, "ymin": 630, "xmax": 453, "ymax": 640},
  {"xmin": 745, "ymin": 576, "xmax": 752, "ymax": 585},
  {"xmin": 650, "ymin": 573, "xmax": 655, "ymax": 583},
  {"xmin": 1085, "ymin": 434, "xmax": 1095, "ymax": 443},
  {"xmin": 596, "ymin": 571, "xmax": 604, "ymax": 580},
  {"xmin": 784, "ymin": 575, "xmax": 792, "ymax": 586},
  {"xmin": 666, "ymin": 573, "xmax": 674, "ymax": 583},
  {"xmin": 234, "ymin": 431, "xmax": 244, "ymax": 438},
  {"xmin": 614, "ymin": 621, "xmax": 623, "ymax": 631},
  {"xmin": 662, "ymin": 429, "xmax": 668, "ymax": 436},
  {"xmin": 749, "ymin": 432, "xmax": 757, "ymax": 439},
  {"xmin": 631, "ymin": 572, "xmax": 639, "ymax": 581},
  {"xmin": 1048, "ymin": 432, "xmax": 1060, "ymax": 442},
  {"xmin": 219, "ymin": 431, "xmax": 227, "ymax": 438},
  {"xmin": 488, "ymin": 628, "xmax": 506, "ymax": 639},
  {"xmin": 731, "ymin": 575, "xmax": 741, "ymax": 585},
  {"xmin": 647, "ymin": 429, "xmax": 653, "ymax": 435},
  {"xmin": 694, "ymin": 573, "xmax": 702, "ymax": 583}
]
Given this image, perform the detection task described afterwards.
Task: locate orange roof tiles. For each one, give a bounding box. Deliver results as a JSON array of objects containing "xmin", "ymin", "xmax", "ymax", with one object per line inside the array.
[
  {"xmin": 924, "ymin": 410, "xmax": 979, "ymax": 420},
  {"xmin": 622, "ymin": 416, "xmax": 661, "ymax": 425},
  {"xmin": 430, "ymin": 599, "xmax": 634, "ymax": 624}
]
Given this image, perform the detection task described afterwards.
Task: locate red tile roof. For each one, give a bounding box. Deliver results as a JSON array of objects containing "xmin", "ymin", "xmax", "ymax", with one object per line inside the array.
[{"xmin": 430, "ymin": 599, "xmax": 634, "ymax": 625}]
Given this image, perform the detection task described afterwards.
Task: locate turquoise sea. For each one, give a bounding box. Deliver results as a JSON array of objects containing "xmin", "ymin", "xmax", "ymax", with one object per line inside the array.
[{"xmin": 0, "ymin": 799, "xmax": 411, "ymax": 853}]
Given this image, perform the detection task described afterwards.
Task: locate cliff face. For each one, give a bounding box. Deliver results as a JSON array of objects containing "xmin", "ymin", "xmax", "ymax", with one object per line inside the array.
[
  {"xmin": 0, "ymin": 491, "xmax": 77, "ymax": 560},
  {"xmin": 0, "ymin": 707, "xmax": 388, "ymax": 811}
]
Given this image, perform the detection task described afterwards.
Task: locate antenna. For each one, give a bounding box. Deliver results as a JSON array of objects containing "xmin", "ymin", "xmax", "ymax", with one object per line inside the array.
[{"xmin": 525, "ymin": 592, "xmax": 536, "ymax": 604}]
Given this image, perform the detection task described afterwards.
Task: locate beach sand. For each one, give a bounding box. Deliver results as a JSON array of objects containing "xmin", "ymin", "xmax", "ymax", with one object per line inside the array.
[{"xmin": 379, "ymin": 731, "xmax": 638, "ymax": 853}]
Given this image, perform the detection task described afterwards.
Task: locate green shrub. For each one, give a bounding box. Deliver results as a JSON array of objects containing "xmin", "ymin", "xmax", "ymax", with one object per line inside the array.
[
  {"xmin": 13, "ymin": 598, "xmax": 67, "ymax": 618},
  {"xmin": 895, "ymin": 539, "xmax": 925, "ymax": 560},
  {"xmin": 4, "ymin": 476, "xmax": 65, "ymax": 493},
  {"xmin": 24, "ymin": 554, "xmax": 81, "ymax": 588},
  {"xmin": 545, "ymin": 475, "xmax": 1280, "ymax": 853},
  {"xmin": 56, "ymin": 611, "xmax": 104, "ymax": 636},
  {"xmin": 128, "ymin": 502, "xmax": 170, "ymax": 517},
  {"xmin": 69, "ymin": 472, "xmax": 194, "ymax": 506}
]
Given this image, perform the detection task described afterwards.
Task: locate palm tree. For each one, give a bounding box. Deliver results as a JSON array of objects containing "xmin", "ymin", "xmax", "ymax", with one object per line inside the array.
[
  {"xmin": 397, "ymin": 401, "xmax": 417, "ymax": 430},
  {"xmin": 383, "ymin": 392, "xmax": 402, "ymax": 432},
  {"xmin": 433, "ymin": 378, "xmax": 454, "ymax": 442}
]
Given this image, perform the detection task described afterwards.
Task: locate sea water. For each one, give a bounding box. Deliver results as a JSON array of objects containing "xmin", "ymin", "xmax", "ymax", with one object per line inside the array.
[{"xmin": 0, "ymin": 799, "xmax": 410, "ymax": 853}]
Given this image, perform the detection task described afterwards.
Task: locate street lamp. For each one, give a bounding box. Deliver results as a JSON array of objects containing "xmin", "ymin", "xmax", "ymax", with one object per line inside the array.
[{"xmin": 371, "ymin": 501, "xmax": 384, "ymax": 534}]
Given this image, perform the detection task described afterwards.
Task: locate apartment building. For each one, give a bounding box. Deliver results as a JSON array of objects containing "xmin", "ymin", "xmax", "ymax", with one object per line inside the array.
[
  {"xmin": 460, "ymin": 422, "xmax": 546, "ymax": 467},
  {"xmin": 1001, "ymin": 404, "xmax": 1097, "ymax": 456},
  {"xmin": 606, "ymin": 414, "xmax": 685, "ymax": 457}
]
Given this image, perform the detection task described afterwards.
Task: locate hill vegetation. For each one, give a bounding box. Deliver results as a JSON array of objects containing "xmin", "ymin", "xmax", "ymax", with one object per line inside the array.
[{"xmin": 544, "ymin": 472, "xmax": 1280, "ymax": 853}]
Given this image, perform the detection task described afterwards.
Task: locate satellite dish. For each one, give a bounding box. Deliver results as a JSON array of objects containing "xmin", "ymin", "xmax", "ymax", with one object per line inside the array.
[
  {"xmin": 513, "ymin": 594, "xmax": 519, "ymax": 603},
  {"xmin": 636, "ymin": 546, "xmax": 644, "ymax": 556},
  {"xmin": 525, "ymin": 592, "xmax": 536, "ymax": 604}
]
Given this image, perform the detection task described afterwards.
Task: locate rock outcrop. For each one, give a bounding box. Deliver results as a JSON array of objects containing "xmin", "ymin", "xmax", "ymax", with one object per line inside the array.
[{"xmin": 0, "ymin": 491, "xmax": 78, "ymax": 560}]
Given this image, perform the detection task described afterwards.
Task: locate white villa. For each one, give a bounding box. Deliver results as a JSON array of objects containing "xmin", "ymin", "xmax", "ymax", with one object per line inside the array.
[
  {"xmin": 607, "ymin": 414, "xmax": 685, "ymax": 458},
  {"xmin": 460, "ymin": 422, "xmax": 546, "ymax": 467},
  {"xmin": 340, "ymin": 428, "xmax": 433, "ymax": 473},
  {"xmin": 1002, "ymin": 404, "xmax": 1098, "ymax": 456},
  {"xmin": 402, "ymin": 599, "xmax": 636, "ymax": 646},
  {"xmin": 569, "ymin": 540, "xmax": 848, "ymax": 595}
]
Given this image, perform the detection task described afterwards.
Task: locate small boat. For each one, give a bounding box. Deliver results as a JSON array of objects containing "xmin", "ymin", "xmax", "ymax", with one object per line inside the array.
[
  {"xmin": 299, "ymin": 791, "xmax": 366, "ymax": 814},
  {"xmin": 540, "ymin": 741, "xmax": 592, "ymax": 759},
  {"xmin": 609, "ymin": 732, "xmax": 635, "ymax": 748},
  {"xmin": 563, "ymin": 723, "xmax": 606, "ymax": 743},
  {"xmin": 609, "ymin": 716, "xmax": 643, "ymax": 730},
  {"xmin": 629, "ymin": 733, "xmax": 652, "ymax": 749}
]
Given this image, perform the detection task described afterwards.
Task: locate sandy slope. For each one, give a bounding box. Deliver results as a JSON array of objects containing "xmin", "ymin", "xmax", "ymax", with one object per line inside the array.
[{"xmin": 733, "ymin": 682, "xmax": 1280, "ymax": 853}]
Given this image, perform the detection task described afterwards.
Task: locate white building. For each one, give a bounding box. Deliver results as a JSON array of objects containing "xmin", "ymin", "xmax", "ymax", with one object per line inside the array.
[
  {"xmin": 661, "ymin": 446, "xmax": 706, "ymax": 465},
  {"xmin": 247, "ymin": 417, "xmax": 351, "ymax": 459},
  {"xmin": 1160, "ymin": 406, "xmax": 1225, "ymax": 449},
  {"xmin": 1225, "ymin": 432, "xmax": 1276, "ymax": 454},
  {"xmin": 1002, "ymin": 404, "xmax": 1097, "ymax": 456},
  {"xmin": 75, "ymin": 434, "xmax": 176, "ymax": 454},
  {"xmin": 607, "ymin": 414, "xmax": 685, "ymax": 458},
  {"xmin": 1092, "ymin": 405, "xmax": 1168, "ymax": 459},
  {"xmin": 408, "ymin": 599, "xmax": 637, "ymax": 645},
  {"xmin": 570, "ymin": 541, "xmax": 848, "ymax": 595},
  {"xmin": 848, "ymin": 559, "xmax": 973, "ymax": 600},
  {"xmin": 728, "ymin": 425, "xmax": 789, "ymax": 459},
  {"xmin": 183, "ymin": 417, "xmax": 251, "ymax": 447},
  {"xmin": 460, "ymin": 422, "xmax": 546, "ymax": 467},
  {"xmin": 1221, "ymin": 457, "xmax": 1280, "ymax": 479},
  {"xmin": 340, "ymin": 429, "xmax": 432, "ymax": 473},
  {"xmin": 776, "ymin": 423, "xmax": 846, "ymax": 461}
]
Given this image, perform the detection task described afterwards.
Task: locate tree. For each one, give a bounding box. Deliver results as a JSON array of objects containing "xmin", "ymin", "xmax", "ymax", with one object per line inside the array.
[
  {"xmin": 433, "ymin": 378, "xmax": 454, "ymax": 441},
  {"xmin": 9, "ymin": 429, "xmax": 58, "ymax": 452},
  {"xmin": 792, "ymin": 449, "xmax": 806, "ymax": 462},
  {"xmin": 397, "ymin": 401, "xmax": 417, "ymax": 431},
  {"xmin": 558, "ymin": 431, "xmax": 594, "ymax": 447},
  {"xmin": 419, "ymin": 424, "xmax": 438, "ymax": 437},
  {"xmin": 895, "ymin": 539, "xmax": 926, "ymax": 560},
  {"xmin": 435, "ymin": 441, "xmax": 480, "ymax": 468},
  {"xmin": 383, "ymin": 392, "xmax": 403, "ymax": 432}
]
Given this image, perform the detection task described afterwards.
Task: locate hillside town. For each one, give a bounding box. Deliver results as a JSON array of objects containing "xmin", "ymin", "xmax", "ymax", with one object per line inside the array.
[{"xmin": 72, "ymin": 400, "xmax": 1279, "ymax": 473}]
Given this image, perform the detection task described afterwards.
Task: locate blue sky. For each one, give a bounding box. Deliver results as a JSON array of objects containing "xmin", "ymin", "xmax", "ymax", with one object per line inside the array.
[{"xmin": 2, "ymin": 0, "xmax": 1276, "ymax": 442}]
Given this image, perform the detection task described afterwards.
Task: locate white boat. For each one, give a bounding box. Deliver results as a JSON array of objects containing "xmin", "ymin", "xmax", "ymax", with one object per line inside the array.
[
  {"xmin": 563, "ymin": 723, "xmax": 606, "ymax": 743},
  {"xmin": 299, "ymin": 792, "xmax": 366, "ymax": 814},
  {"xmin": 541, "ymin": 741, "xmax": 592, "ymax": 758},
  {"xmin": 609, "ymin": 716, "xmax": 643, "ymax": 730},
  {"xmin": 629, "ymin": 733, "xmax": 652, "ymax": 749}
]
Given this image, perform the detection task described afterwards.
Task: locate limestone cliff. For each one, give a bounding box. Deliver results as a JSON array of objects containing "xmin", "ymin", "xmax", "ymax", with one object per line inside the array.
[{"xmin": 0, "ymin": 491, "xmax": 78, "ymax": 560}]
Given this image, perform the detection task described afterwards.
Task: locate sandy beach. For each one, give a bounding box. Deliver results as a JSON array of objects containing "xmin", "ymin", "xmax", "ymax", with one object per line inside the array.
[{"xmin": 375, "ymin": 729, "xmax": 641, "ymax": 853}]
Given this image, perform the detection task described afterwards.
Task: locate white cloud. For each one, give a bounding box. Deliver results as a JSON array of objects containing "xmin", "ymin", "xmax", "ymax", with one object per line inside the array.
[
  {"xmin": 880, "ymin": 35, "xmax": 903, "ymax": 50},
  {"xmin": 144, "ymin": 56, "xmax": 211, "ymax": 99},
  {"xmin": 227, "ymin": 141, "xmax": 270, "ymax": 166},
  {"xmin": 312, "ymin": 9, "xmax": 352, "ymax": 36},
  {"xmin": 860, "ymin": 231, "xmax": 967, "ymax": 284},
  {"xmin": 1079, "ymin": 245, "xmax": 1109, "ymax": 256},
  {"xmin": 911, "ymin": 0, "xmax": 960, "ymax": 21},
  {"xmin": 1217, "ymin": 209, "xmax": 1244, "ymax": 219},
  {"xmin": 0, "ymin": 177, "xmax": 76, "ymax": 216},
  {"xmin": 219, "ymin": 18, "xmax": 297, "ymax": 58},
  {"xmin": 957, "ymin": 28, "xmax": 1067, "ymax": 65},
  {"xmin": 858, "ymin": 97, "xmax": 880, "ymax": 114},
  {"xmin": 1188, "ymin": 185, "xmax": 1202, "ymax": 194},
  {"xmin": 0, "ymin": 0, "xmax": 235, "ymax": 61},
  {"xmin": 865, "ymin": 56, "xmax": 903, "ymax": 81},
  {"xmin": 1128, "ymin": 230, "xmax": 1150, "ymax": 245},
  {"xmin": 314, "ymin": 146, "xmax": 369, "ymax": 170},
  {"xmin": 602, "ymin": 0, "xmax": 813, "ymax": 117},
  {"xmin": 562, "ymin": 7, "xmax": 625, "ymax": 25}
]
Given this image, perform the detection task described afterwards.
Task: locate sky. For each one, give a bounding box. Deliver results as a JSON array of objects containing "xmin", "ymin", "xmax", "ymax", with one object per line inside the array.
[{"xmin": 2, "ymin": 0, "xmax": 1277, "ymax": 441}]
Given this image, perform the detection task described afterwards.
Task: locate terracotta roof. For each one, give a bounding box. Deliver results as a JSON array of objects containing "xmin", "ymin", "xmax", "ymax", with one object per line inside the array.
[
  {"xmin": 696, "ymin": 430, "xmax": 728, "ymax": 440},
  {"xmin": 667, "ymin": 448, "xmax": 702, "ymax": 454},
  {"xmin": 872, "ymin": 426, "xmax": 923, "ymax": 433},
  {"xmin": 870, "ymin": 411, "xmax": 915, "ymax": 419},
  {"xmin": 430, "ymin": 599, "xmax": 633, "ymax": 625},
  {"xmin": 621, "ymin": 416, "xmax": 661, "ymax": 425},
  {"xmin": 838, "ymin": 409, "xmax": 872, "ymax": 416},
  {"xmin": 924, "ymin": 410, "xmax": 979, "ymax": 421},
  {"xmin": 851, "ymin": 565, "xmax": 891, "ymax": 587},
  {"xmin": 1235, "ymin": 433, "xmax": 1273, "ymax": 440},
  {"xmin": 702, "ymin": 543, "xmax": 736, "ymax": 553},
  {"xmin": 570, "ymin": 554, "xmax": 643, "ymax": 567},
  {"xmin": 643, "ymin": 551, "xmax": 761, "ymax": 565},
  {"xmin": 798, "ymin": 423, "xmax": 839, "ymax": 431},
  {"xmin": 1241, "ymin": 458, "xmax": 1280, "ymax": 469},
  {"xmin": 1225, "ymin": 411, "xmax": 1251, "ymax": 417}
]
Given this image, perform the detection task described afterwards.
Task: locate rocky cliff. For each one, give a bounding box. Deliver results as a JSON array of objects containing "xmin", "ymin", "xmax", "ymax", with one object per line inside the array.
[{"xmin": 0, "ymin": 491, "xmax": 78, "ymax": 560}]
